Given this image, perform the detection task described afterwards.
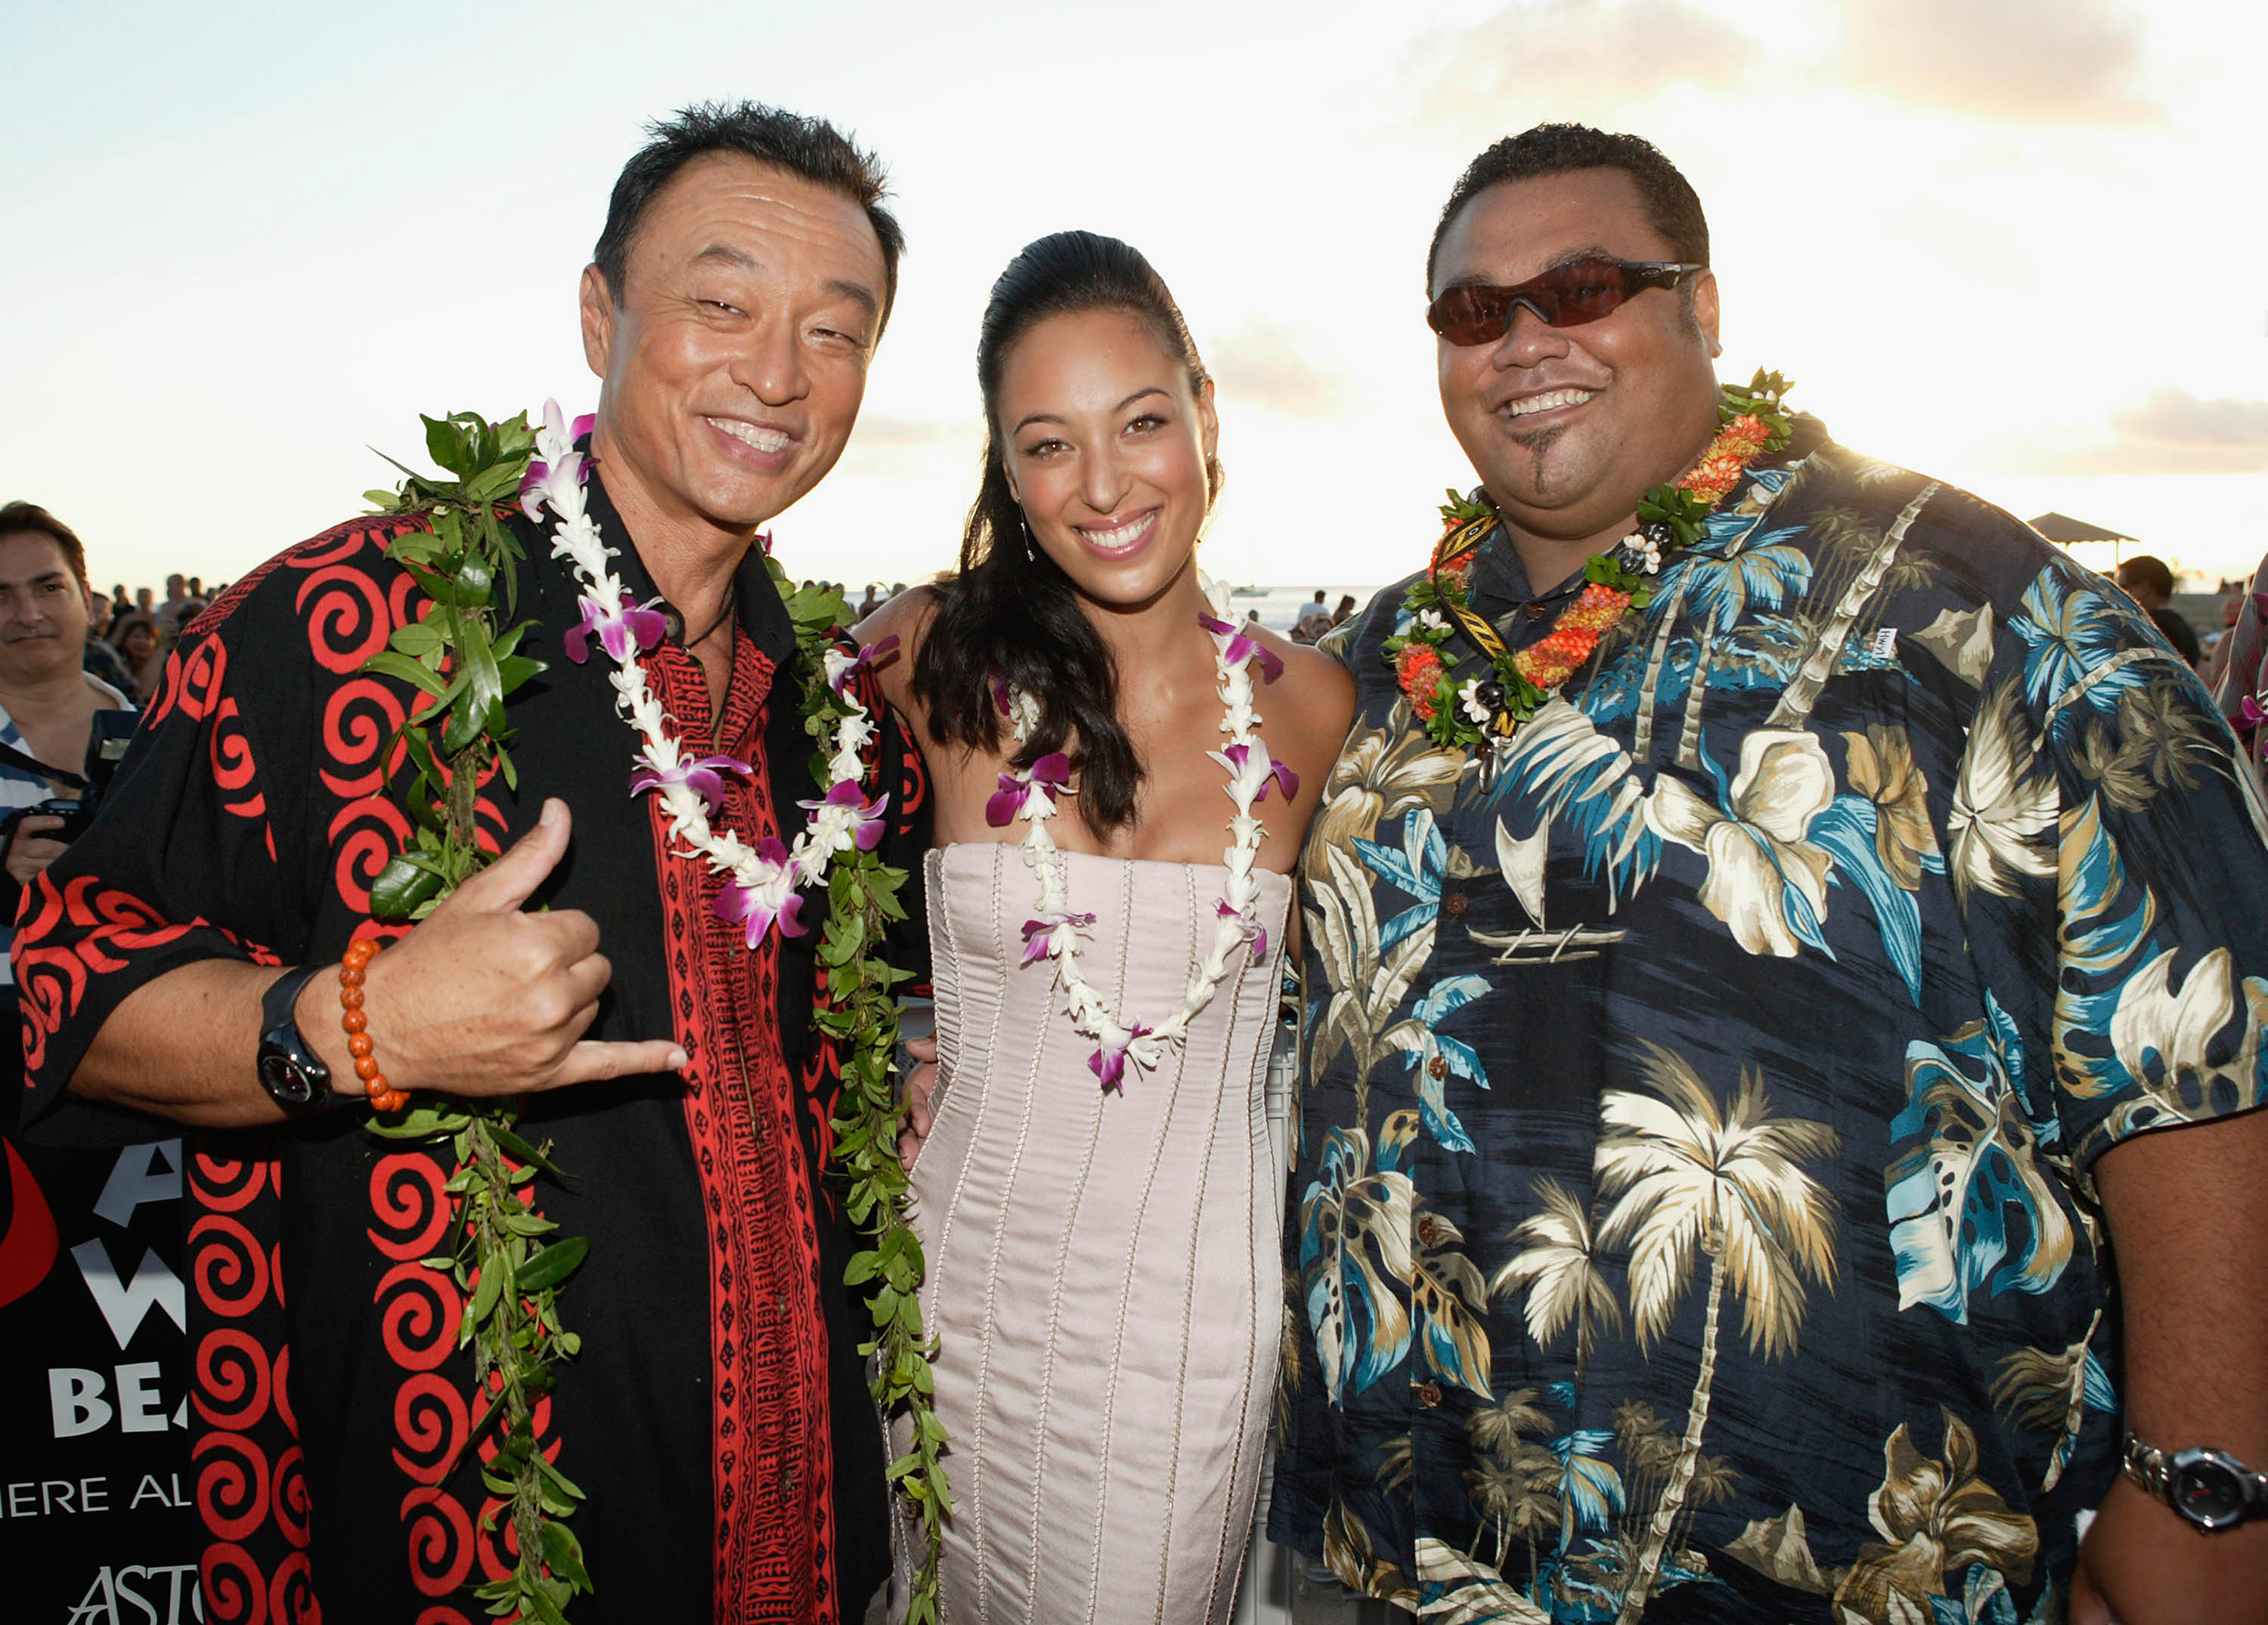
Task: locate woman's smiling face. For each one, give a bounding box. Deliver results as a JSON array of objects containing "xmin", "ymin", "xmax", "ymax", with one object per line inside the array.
[{"xmin": 996, "ymin": 307, "xmax": 1218, "ymax": 611}]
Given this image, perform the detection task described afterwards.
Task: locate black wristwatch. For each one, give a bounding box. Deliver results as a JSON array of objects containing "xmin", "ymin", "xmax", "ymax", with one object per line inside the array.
[
  {"xmin": 256, "ymin": 964, "xmax": 335, "ymax": 1111},
  {"xmin": 2123, "ymin": 1433, "xmax": 2268, "ymax": 1532}
]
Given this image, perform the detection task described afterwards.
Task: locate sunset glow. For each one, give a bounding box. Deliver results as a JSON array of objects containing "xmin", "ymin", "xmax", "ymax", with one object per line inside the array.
[{"xmin": 5, "ymin": 0, "xmax": 2262, "ymax": 593}]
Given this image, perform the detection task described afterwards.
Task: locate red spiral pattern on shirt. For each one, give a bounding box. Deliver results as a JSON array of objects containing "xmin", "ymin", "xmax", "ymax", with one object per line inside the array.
[
  {"xmin": 401, "ymin": 1486, "xmax": 478, "ymax": 1598},
  {"xmin": 177, "ymin": 633, "xmax": 231, "ymax": 722},
  {"xmin": 194, "ymin": 1327, "xmax": 273, "ymax": 1429},
  {"xmin": 193, "ymin": 1153, "xmax": 271, "ymax": 1211},
  {"xmin": 202, "ymin": 1544, "xmax": 268, "ymax": 1625},
  {"xmin": 210, "ymin": 695, "xmax": 267, "ymax": 823},
  {"xmin": 272, "ymin": 1445, "xmax": 312, "ymax": 1548},
  {"xmin": 187, "ymin": 1147, "xmax": 316, "ymax": 1624},
  {"xmin": 320, "ymin": 678, "xmax": 407, "ymax": 797},
  {"xmin": 146, "ymin": 645, "xmax": 187, "ymax": 727},
  {"xmin": 390, "ymin": 1372, "xmax": 469, "ymax": 1483},
  {"xmin": 365, "ymin": 1147, "xmax": 547, "ymax": 1609},
  {"xmin": 189, "ymin": 1212, "xmax": 271, "ymax": 1317},
  {"xmin": 327, "ymin": 797, "xmax": 413, "ymax": 915},
  {"xmin": 268, "ymin": 1553, "xmax": 319, "ymax": 1625},
  {"xmin": 377, "ymin": 1261, "xmax": 461, "ymax": 1372},
  {"xmin": 14, "ymin": 876, "xmax": 276, "ymax": 1077},
  {"xmin": 197, "ymin": 1432, "xmax": 272, "ymax": 1543},
  {"xmin": 367, "ymin": 1153, "xmax": 452, "ymax": 1258},
  {"xmin": 296, "ymin": 564, "xmax": 395, "ymax": 674}
]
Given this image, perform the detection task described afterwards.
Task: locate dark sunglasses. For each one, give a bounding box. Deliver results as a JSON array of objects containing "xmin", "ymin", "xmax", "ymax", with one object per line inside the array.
[{"xmin": 1426, "ymin": 258, "xmax": 1704, "ymax": 345}]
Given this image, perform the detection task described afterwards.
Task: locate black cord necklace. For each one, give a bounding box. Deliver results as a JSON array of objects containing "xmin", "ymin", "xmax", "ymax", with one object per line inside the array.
[{"xmin": 683, "ymin": 597, "xmax": 736, "ymax": 649}]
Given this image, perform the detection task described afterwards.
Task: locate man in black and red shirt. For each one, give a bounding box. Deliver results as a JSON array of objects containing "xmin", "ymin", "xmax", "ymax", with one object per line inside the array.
[{"xmin": 14, "ymin": 102, "xmax": 925, "ymax": 1624}]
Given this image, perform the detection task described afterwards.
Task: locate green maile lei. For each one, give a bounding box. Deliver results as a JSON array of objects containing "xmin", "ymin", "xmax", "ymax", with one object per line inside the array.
[{"xmin": 355, "ymin": 407, "xmax": 945, "ymax": 1623}]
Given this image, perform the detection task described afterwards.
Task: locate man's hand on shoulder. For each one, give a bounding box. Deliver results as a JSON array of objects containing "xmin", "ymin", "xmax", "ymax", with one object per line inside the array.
[{"xmin": 339, "ymin": 797, "xmax": 688, "ymax": 1098}]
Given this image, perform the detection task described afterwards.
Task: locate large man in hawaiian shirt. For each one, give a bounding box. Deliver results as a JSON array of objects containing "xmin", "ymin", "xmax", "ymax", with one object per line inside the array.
[{"xmin": 1271, "ymin": 123, "xmax": 2268, "ymax": 1624}]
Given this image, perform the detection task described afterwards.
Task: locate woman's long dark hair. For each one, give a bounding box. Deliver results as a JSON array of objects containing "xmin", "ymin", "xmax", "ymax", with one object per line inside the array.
[{"xmin": 912, "ymin": 231, "xmax": 1221, "ymax": 833}]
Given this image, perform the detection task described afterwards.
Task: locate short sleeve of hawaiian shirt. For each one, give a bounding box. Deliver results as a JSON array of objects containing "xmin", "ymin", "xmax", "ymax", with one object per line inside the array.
[{"xmin": 1972, "ymin": 551, "xmax": 2268, "ymax": 1178}]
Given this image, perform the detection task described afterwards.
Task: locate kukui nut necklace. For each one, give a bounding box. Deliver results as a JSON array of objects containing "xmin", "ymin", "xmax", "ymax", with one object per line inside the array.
[
  {"xmin": 1387, "ymin": 370, "xmax": 1793, "ymax": 766},
  {"xmin": 989, "ymin": 569, "xmax": 1295, "ymax": 1092}
]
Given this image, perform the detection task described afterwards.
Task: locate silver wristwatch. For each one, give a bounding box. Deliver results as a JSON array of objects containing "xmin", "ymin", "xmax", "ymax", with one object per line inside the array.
[{"xmin": 2123, "ymin": 1432, "xmax": 2268, "ymax": 1532}]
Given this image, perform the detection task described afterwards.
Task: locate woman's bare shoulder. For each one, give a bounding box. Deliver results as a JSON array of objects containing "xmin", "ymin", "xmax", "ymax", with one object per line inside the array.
[
  {"xmin": 1252, "ymin": 626, "xmax": 1356, "ymax": 747},
  {"xmin": 853, "ymin": 582, "xmax": 941, "ymax": 651},
  {"xmin": 853, "ymin": 584, "xmax": 943, "ymax": 717}
]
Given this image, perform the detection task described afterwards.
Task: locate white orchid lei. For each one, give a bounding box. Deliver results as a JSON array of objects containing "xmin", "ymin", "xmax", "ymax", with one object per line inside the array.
[
  {"xmin": 521, "ymin": 404, "xmax": 897, "ymax": 933},
  {"xmin": 990, "ymin": 572, "xmax": 1294, "ymax": 1091}
]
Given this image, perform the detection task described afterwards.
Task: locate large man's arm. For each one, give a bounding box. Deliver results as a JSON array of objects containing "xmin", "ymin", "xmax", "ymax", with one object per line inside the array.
[
  {"xmin": 69, "ymin": 801, "xmax": 686, "ymax": 1128},
  {"xmin": 2073, "ymin": 1110, "xmax": 2268, "ymax": 1624},
  {"xmin": 2012, "ymin": 571, "xmax": 2268, "ymax": 1623}
]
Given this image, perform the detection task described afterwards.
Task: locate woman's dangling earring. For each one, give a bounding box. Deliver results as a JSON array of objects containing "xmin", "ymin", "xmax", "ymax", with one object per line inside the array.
[{"xmin": 1020, "ymin": 513, "xmax": 1036, "ymax": 564}]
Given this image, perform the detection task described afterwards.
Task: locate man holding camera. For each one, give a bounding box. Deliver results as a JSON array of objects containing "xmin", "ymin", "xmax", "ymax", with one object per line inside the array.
[{"xmin": 0, "ymin": 503, "xmax": 133, "ymax": 980}]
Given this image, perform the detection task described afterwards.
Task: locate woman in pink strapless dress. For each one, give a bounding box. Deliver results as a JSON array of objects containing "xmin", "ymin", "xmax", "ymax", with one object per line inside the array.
[{"xmin": 861, "ymin": 231, "xmax": 1353, "ymax": 1623}]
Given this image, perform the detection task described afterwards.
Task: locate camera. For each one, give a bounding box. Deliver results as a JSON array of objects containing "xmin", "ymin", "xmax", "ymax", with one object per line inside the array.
[
  {"xmin": 2, "ymin": 794, "xmax": 96, "ymax": 847},
  {"xmin": 0, "ymin": 710, "xmax": 136, "ymax": 853}
]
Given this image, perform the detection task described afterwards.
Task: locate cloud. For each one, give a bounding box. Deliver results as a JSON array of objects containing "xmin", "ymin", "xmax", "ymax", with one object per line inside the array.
[
  {"xmin": 1208, "ymin": 319, "xmax": 1353, "ymax": 418},
  {"xmin": 1983, "ymin": 388, "xmax": 2268, "ymax": 475},
  {"xmin": 1400, "ymin": 0, "xmax": 1764, "ymax": 133},
  {"xmin": 1836, "ymin": 0, "xmax": 2160, "ymax": 124},
  {"xmin": 2110, "ymin": 389, "xmax": 2268, "ymax": 449}
]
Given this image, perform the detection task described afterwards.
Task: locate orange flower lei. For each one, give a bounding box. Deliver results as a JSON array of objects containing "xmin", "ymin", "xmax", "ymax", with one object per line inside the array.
[{"xmin": 1387, "ymin": 372, "xmax": 1792, "ymax": 754}]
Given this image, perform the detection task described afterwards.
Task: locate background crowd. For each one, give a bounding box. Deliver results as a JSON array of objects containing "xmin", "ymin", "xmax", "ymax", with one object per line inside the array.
[
  {"xmin": 76, "ymin": 567, "xmax": 230, "ymax": 704},
  {"xmin": 17, "ymin": 512, "xmax": 2267, "ymax": 751}
]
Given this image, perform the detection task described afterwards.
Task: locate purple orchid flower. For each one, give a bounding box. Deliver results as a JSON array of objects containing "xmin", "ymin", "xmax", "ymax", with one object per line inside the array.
[
  {"xmin": 563, "ymin": 590, "xmax": 670, "ymax": 664},
  {"xmin": 796, "ymin": 778, "xmax": 889, "ymax": 854},
  {"xmin": 2243, "ymin": 695, "xmax": 2266, "ymax": 729},
  {"xmin": 1087, "ymin": 1023, "xmax": 1154, "ymax": 1094},
  {"xmin": 516, "ymin": 448, "xmax": 596, "ymax": 521},
  {"xmin": 1216, "ymin": 897, "xmax": 1269, "ymax": 961},
  {"xmin": 541, "ymin": 399, "xmax": 597, "ymax": 447},
  {"xmin": 1019, "ymin": 910, "xmax": 1096, "ymax": 966},
  {"xmin": 826, "ymin": 633, "xmax": 902, "ymax": 698},
  {"xmin": 990, "ymin": 674, "xmax": 1014, "ymax": 717},
  {"xmin": 631, "ymin": 749, "xmax": 752, "ymax": 814},
  {"xmin": 1199, "ymin": 612, "xmax": 1285, "ymax": 684},
  {"xmin": 985, "ymin": 751, "xmax": 1073, "ymax": 827},
  {"xmin": 1216, "ymin": 740, "xmax": 1300, "ymax": 804},
  {"xmin": 715, "ymin": 837, "xmax": 806, "ymax": 946}
]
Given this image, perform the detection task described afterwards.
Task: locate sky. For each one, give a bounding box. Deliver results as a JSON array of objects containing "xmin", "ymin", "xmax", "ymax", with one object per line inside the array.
[{"xmin": 5, "ymin": 0, "xmax": 2267, "ymax": 599}]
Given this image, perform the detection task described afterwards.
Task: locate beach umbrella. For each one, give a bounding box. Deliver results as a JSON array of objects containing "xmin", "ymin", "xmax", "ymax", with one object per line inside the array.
[{"xmin": 2028, "ymin": 512, "xmax": 2138, "ymax": 568}]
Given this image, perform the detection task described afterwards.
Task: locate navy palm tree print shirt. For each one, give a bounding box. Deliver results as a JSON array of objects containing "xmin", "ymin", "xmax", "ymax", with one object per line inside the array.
[{"xmin": 1269, "ymin": 420, "xmax": 2268, "ymax": 1625}]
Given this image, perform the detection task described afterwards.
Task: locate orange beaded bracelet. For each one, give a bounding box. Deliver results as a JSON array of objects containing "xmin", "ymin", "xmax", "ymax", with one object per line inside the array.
[{"xmin": 342, "ymin": 937, "xmax": 407, "ymax": 1112}]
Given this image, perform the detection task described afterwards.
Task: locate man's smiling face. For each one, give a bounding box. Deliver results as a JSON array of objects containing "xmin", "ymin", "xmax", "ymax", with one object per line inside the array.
[
  {"xmin": 1433, "ymin": 167, "xmax": 1723, "ymax": 548},
  {"xmin": 581, "ymin": 153, "xmax": 888, "ymax": 541}
]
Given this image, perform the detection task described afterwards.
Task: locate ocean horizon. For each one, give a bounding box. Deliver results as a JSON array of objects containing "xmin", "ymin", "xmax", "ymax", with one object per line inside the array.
[{"xmin": 1218, "ymin": 583, "xmax": 1388, "ymax": 634}]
